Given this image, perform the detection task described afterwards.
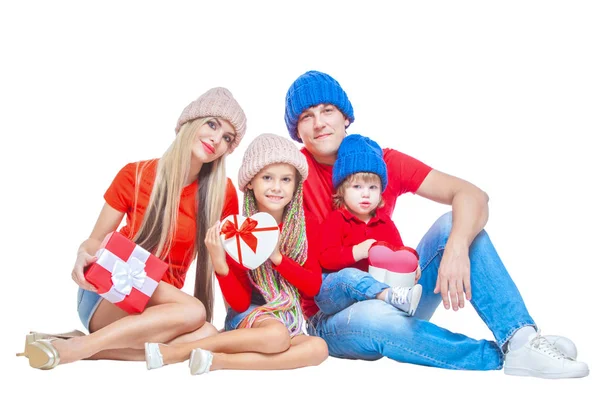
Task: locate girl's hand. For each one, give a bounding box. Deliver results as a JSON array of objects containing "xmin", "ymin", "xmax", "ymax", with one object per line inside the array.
[
  {"xmin": 269, "ymin": 235, "xmax": 283, "ymax": 266},
  {"xmin": 71, "ymin": 251, "xmax": 98, "ymax": 292},
  {"xmin": 205, "ymin": 222, "xmax": 228, "ymax": 275}
]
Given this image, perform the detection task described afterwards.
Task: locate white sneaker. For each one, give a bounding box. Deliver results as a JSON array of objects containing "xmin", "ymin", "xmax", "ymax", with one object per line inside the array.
[
  {"xmin": 545, "ymin": 335, "xmax": 577, "ymax": 359},
  {"xmin": 145, "ymin": 342, "xmax": 164, "ymax": 370},
  {"xmin": 504, "ymin": 333, "xmax": 589, "ymax": 379},
  {"xmin": 189, "ymin": 348, "xmax": 213, "ymax": 375},
  {"xmin": 388, "ymin": 284, "xmax": 422, "ymax": 316}
]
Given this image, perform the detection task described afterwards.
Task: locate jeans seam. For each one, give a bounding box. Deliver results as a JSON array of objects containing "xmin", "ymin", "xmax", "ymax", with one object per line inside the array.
[
  {"xmin": 315, "ymin": 322, "xmax": 503, "ymax": 370},
  {"xmin": 420, "ymin": 245, "xmax": 444, "ymax": 273}
]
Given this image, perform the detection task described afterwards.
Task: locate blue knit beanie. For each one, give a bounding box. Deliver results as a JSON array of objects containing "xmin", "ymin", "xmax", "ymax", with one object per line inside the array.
[
  {"xmin": 333, "ymin": 134, "xmax": 388, "ymax": 191},
  {"xmin": 285, "ymin": 70, "xmax": 355, "ymax": 142}
]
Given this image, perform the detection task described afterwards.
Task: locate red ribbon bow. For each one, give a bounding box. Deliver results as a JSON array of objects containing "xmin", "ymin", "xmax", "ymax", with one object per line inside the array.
[
  {"xmin": 221, "ymin": 216, "xmax": 260, "ymax": 252},
  {"xmin": 220, "ymin": 215, "xmax": 279, "ymax": 267}
]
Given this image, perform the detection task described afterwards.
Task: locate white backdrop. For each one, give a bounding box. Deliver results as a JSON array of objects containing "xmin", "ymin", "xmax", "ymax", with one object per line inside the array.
[{"xmin": 1, "ymin": 1, "xmax": 598, "ymax": 398}]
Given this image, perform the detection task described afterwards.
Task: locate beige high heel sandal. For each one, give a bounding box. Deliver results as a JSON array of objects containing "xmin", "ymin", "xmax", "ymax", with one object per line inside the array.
[
  {"xmin": 17, "ymin": 339, "xmax": 61, "ymax": 370},
  {"xmin": 16, "ymin": 330, "xmax": 85, "ymax": 357}
]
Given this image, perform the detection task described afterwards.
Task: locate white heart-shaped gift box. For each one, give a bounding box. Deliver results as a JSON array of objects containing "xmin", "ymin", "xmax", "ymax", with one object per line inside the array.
[{"xmin": 219, "ymin": 212, "xmax": 280, "ymax": 270}]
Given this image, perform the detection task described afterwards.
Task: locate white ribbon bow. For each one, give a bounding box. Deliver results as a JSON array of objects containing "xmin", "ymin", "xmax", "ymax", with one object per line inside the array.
[{"xmin": 111, "ymin": 257, "xmax": 147, "ymax": 296}]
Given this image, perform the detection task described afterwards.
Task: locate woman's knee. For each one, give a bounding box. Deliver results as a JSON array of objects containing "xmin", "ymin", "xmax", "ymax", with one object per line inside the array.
[
  {"xmin": 178, "ymin": 296, "xmax": 206, "ymax": 333},
  {"xmin": 260, "ymin": 322, "xmax": 291, "ymax": 353}
]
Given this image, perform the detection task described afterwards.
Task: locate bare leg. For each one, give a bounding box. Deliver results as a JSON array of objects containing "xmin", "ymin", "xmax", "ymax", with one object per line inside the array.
[
  {"xmin": 159, "ymin": 317, "xmax": 291, "ymax": 365},
  {"xmin": 53, "ymin": 282, "xmax": 206, "ymax": 364},
  {"xmin": 210, "ymin": 334, "xmax": 328, "ymax": 371},
  {"xmin": 86, "ymin": 322, "xmax": 219, "ymax": 361}
]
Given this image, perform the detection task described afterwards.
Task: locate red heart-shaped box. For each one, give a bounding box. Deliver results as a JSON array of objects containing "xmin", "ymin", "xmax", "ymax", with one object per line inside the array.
[
  {"xmin": 368, "ymin": 242, "xmax": 419, "ymax": 272},
  {"xmin": 368, "ymin": 242, "xmax": 419, "ymax": 286}
]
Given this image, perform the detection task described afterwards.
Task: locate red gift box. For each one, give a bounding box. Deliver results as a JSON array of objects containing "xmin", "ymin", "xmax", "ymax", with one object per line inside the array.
[{"xmin": 84, "ymin": 231, "xmax": 168, "ymax": 314}]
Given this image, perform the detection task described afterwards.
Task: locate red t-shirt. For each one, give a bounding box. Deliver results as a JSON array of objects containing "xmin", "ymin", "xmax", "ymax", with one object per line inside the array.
[
  {"xmin": 215, "ymin": 213, "xmax": 322, "ymax": 318},
  {"xmin": 320, "ymin": 208, "xmax": 403, "ymax": 273},
  {"xmin": 104, "ymin": 159, "xmax": 239, "ymax": 289},
  {"xmin": 301, "ymin": 147, "xmax": 433, "ymax": 223}
]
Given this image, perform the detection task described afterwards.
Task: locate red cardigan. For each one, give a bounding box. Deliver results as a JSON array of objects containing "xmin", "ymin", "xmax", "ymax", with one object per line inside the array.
[
  {"xmin": 320, "ymin": 208, "xmax": 403, "ymax": 273},
  {"xmin": 215, "ymin": 213, "xmax": 322, "ymax": 318}
]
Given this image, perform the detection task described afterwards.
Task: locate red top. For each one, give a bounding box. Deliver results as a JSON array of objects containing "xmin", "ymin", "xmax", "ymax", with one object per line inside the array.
[
  {"xmin": 301, "ymin": 147, "xmax": 433, "ymax": 223},
  {"xmin": 215, "ymin": 213, "xmax": 322, "ymax": 318},
  {"xmin": 104, "ymin": 159, "xmax": 239, "ymax": 289},
  {"xmin": 319, "ymin": 208, "xmax": 403, "ymax": 273}
]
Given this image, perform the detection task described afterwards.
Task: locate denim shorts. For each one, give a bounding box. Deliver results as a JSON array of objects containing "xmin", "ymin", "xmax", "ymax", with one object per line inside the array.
[
  {"xmin": 224, "ymin": 304, "xmax": 264, "ymax": 331},
  {"xmin": 77, "ymin": 288, "xmax": 103, "ymax": 331}
]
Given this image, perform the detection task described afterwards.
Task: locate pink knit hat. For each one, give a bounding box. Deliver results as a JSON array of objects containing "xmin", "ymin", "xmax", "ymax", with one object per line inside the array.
[
  {"xmin": 238, "ymin": 133, "xmax": 309, "ymax": 191},
  {"xmin": 175, "ymin": 87, "xmax": 247, "ymax": 152}
]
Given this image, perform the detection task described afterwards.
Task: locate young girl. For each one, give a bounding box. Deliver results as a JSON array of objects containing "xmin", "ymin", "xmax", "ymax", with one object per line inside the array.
[
  {"xmin": 18, "ymin": 87, "xmax": 247, "ymax": 369},
  {"xmin": 144, "ymin": 133, "xmax": 328, "ymax": 374},
  {"xmin": 320, "ymin": 134, "xmax": 422, "ymax": 316}
]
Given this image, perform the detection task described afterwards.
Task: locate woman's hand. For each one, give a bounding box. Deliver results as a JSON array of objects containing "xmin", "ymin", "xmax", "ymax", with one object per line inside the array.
[
  {"xmin": 71, "ymin": 251, "xmax": 98, "ymax": 292},
  {"xmin": 205, "ymin": 222, "xmax": 229, "ymax": 276}
]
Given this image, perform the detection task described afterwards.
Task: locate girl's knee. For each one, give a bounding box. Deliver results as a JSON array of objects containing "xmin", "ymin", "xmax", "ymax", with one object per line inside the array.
[
  {"xmin": 307, "ymin": 337, "xmax": 329, "ymax": 366},
  {"xmin": 261, "ymin": 322, "xmax": 291, "ymax": 353}
]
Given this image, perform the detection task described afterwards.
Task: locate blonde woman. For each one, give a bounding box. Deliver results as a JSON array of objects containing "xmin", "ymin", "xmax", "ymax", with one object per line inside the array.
[{"xmin": 18, "ymin": 87, "xmax": 247, "ymax": 370}]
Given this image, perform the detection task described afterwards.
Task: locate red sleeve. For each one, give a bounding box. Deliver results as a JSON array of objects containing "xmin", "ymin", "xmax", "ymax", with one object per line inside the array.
[
  {"xmin": 221, "ymin": 178, "xmax": 239, "ymax": 219},
  {"xmin": 273, "ymin": 213, "xmax": 322, "ymax": 297},
  {"xmin": 104, "ymin": 163, "xmax": 136, "ymax": 213},
  {"xmin": 215, "ymin": 254, "xmax": 252, "ymax": 313},
  {"xmin": 319, "ymin": 211, "xmax": 357, "ymax": 271},
  {"xmin": 383, "ymin": 149, "xmax": 433, "ymax": 197}
]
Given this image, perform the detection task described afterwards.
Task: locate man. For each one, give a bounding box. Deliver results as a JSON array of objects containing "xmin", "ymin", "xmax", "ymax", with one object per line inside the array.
[{"xmin": 284, "ymin": 70, "xmax": 588, "ymax": 378}]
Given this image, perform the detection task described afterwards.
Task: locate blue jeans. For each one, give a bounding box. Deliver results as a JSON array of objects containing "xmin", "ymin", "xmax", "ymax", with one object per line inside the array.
[{"xmin": 308, "ymin": 212, "xmax": 535, "ymax": 370}]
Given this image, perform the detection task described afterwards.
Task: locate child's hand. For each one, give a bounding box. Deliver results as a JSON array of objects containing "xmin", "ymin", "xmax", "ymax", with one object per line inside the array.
[
  {"xmin": 269, "ymin": 235, "xmax": 283, "ymax": 266},
  {"xmin": 353, "ymin": 238, "xmax": 377, "ymax": 261},
  {"xmin": 205, "ymin": 222, "xmax": 228, "ymax": 276},
  {"xmin": 415, "ymin": 266, "xmax": 421, "ymax": 284}
]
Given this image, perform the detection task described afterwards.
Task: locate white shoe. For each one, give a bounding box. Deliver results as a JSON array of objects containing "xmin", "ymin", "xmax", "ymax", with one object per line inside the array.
[
  {"xmin": 189, "ymin": 348, "xmax": 213, "ymax": 375},
  {"xmin": 504, "ymin": 333, "xmax": 589, "ymax": 379},
  {"xmin": 145, "ymin": 343, "xmax": 165, "ymax": 370},
  {"xmin": 545, "ymin": 335, "xmax": 577, "ymax": 359},
  {"xmin": 388, "ymin": 284, "xmax": 422, "ymax": 316}
]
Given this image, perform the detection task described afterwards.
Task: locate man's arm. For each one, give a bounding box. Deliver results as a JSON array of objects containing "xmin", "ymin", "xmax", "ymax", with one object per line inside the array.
[{"xmin": 416, "ymin": 169, "xmax": 489, "ymax": 311}]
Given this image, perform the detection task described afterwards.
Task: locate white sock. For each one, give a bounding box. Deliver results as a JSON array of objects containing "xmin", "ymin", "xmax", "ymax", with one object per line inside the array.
[{"xmin": 508, "ymin": 326, "xmax": 536, "ymax": 351}]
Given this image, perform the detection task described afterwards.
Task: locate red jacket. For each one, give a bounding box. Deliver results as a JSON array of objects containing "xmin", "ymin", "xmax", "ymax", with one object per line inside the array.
[
  {"xmin": 215, "ymin": 213, "xmax": 322, "ymax": 318},
  {"xmin": 320, "ymin": 208, "xmax": 403, "ymax": 273}
]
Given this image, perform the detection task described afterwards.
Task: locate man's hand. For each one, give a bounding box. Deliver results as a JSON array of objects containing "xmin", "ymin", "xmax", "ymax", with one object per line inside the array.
[{"xmin": 434, "ymin": 243, "xmax": 472, "ymax": 311}]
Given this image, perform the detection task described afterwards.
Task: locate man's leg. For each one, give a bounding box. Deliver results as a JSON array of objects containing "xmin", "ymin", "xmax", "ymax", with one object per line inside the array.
[
  {"xmin": 415, "ymin": 211, "xmax": 536, "ymax": 349},
  {"xmin": 308, "ymin": 300, "xmax": 503, "ymax": 370}
]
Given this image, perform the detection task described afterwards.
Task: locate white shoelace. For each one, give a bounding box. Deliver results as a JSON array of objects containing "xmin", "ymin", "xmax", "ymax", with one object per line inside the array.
[
  {"xmin": 530, "ymin": 334, "xmax": 568, "ymax": 360},
  {"xmin": 391, "ymin": 287, "xmax": 411, "ymax": 304}
]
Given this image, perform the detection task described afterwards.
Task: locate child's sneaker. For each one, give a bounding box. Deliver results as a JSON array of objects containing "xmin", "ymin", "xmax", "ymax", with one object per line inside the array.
[
  {"xmin": 504, "ymin": 333, "xmax": 589, "ymax": 379},
  {"xmin": 386, "ymin": 284, "xmax": 422, "ymax": 316}
]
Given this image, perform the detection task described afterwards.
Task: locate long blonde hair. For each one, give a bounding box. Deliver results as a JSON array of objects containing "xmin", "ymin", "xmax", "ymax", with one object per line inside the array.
[{"xmin": 133, "ymin": 117, "xmax": 228, "ymax": 322}]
